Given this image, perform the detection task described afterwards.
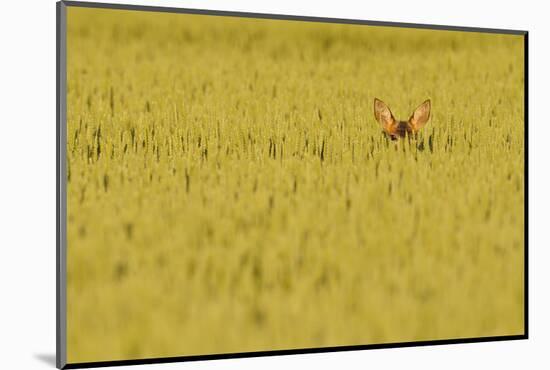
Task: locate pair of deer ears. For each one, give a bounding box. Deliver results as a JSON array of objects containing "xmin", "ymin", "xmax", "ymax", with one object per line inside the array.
[{"xmin": 374, "ymin": 98, "xmax": 431, "ymax": 131}]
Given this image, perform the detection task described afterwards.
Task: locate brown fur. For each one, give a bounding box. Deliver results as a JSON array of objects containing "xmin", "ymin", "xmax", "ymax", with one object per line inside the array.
[{"xmin": 374, "ymin": 98, "xmax": 431, "ymax": 140}]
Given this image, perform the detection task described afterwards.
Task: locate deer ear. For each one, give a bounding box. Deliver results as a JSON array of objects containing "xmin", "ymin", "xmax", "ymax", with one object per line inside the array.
[
  {"xmin": 374, "ymin": 98, "xmax": 395, "ymax": 131},
  {"xmin": 409, "ymin": 100, "xmax": 431, "ymax": 131}
]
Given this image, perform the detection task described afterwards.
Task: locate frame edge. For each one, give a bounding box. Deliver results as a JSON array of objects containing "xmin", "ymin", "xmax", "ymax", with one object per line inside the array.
[
  {"xmin": 62, "ymin": 0, "xmax": 527, "ymax": 35},
  {"xmin": 57, "ymin": 1, "xmax": 68, "ymax": 369},
  {"xmin": 523, "ymin": 32, "xmax": 529, "ymax": 339}
]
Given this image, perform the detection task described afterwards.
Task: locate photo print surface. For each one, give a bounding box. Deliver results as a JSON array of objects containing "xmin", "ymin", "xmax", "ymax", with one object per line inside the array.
[{"xmin": 63, "ymin": 4, "xmax": 526, "ymax": 365}]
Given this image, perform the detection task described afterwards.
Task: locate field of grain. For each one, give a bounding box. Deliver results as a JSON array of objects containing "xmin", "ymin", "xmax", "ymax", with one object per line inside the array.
[{"xmin": 65, "ymin": 7, "xmax": 525, "ymax": 363}]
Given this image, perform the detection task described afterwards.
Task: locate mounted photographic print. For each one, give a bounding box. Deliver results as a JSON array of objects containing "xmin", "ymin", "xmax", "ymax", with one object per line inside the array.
[{"xmin": 56, "ymin": 1, "xmax": 527, "ymax": 368}]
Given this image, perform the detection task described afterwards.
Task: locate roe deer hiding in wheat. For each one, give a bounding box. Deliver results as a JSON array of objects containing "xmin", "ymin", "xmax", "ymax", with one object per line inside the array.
[{"xmin": 374, "ymin": 98, "xmax": 431, "ymax": 140}]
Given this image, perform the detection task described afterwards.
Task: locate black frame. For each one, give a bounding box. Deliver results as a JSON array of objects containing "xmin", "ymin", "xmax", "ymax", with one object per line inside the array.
[{"xmin": 56, "ymin": 1, "xmax": 529, "ymax": 368}]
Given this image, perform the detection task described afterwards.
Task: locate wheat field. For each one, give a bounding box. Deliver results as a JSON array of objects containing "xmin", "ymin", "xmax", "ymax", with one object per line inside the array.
[{"xmin": 65, "ymin": 7, "xmax": 525, "ymax": 363}]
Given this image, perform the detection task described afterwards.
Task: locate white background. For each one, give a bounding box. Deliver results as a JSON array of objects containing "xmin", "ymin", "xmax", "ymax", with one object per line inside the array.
[{"xmin": 0, "ymin": 0, "xmax": 547, "ymax": 369}]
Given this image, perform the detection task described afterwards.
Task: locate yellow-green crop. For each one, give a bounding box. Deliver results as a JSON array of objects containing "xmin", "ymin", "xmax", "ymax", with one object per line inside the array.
[{"xmin": 66, "ymin": 7, "xmax": 525, "ymax": 363}]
